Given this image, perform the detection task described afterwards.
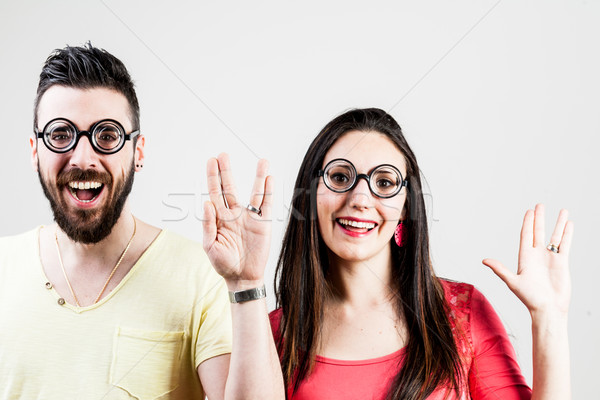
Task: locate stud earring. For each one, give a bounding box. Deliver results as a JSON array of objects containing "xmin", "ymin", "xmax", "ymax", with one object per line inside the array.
[{"xmin": 394, "ymin": 221, "xmax": 406, "ymax": 247}]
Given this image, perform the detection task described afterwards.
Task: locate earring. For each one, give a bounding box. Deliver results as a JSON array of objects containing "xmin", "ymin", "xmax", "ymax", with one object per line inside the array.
[{"xmin": 394, "ymin": 221, "xmax": 406, "ymax": 247}]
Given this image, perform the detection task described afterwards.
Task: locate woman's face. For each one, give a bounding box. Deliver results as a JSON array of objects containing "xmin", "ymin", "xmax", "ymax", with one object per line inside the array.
[{"xmin": 316, "ymin": 130, "xmax": 408, "ymax": 264}]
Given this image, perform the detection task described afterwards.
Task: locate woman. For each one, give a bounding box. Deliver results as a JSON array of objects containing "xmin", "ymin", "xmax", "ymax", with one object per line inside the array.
[
  {"xmin": 269, "ymin": 108, "xmax": 572, "ymax": 399},
  {"xmin": 203, "ymin": 108, "xmax": 572, "ymax": 400}
]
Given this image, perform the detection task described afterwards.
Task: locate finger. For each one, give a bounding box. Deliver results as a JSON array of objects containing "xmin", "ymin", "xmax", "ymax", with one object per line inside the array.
[
  {"xmin": 206, "ymin": 157, "xmax": 227, "ymax": 211},
  {"xmin": 519, "ymin": 209, "xmax": 534, "ymax": 258},
  {"xmin": 259, "ymin": 175, "xmax": 274, "ymax": 219},
  {"xmin": 482, "ymin": 258, "xmax": 517, "ymax": 289},
  {"xmin": 248, "ymin": 159, "xmax": 269, "ymax": 214},
  {"xmin": 558, "ymin": 220, "xmax": 574, "ymax": 257},
  {"xmin": 202, "ymin": 201, "xmax": 217, "ymax": 251},
  {"xmin": 549, "ymin": 209, "xmax": 569, "ymax": 247},
  {"xmin": 217, "ymin": 153, "xmax": 239, "ymax": 208},
  {"xmin": 533, "ymin": 203, "xmax": 545, "ymax": 248}
]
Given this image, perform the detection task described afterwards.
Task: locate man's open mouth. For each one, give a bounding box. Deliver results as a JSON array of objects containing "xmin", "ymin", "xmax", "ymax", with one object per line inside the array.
[{"xmin": 67, "ymin": 181, "xmax": 104, "ymax": 203}]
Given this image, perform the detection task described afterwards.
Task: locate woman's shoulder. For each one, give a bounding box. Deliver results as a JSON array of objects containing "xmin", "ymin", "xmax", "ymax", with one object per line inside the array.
[
  {"xmin": 269, "ymin": 308, "xmax": 283, "ymax": 326},
  {"xmin": 438, "ymin": 279, "xmax": 478, "ymax": 359},
  {"xmin": 269, "ymin": 308, "xmax": 283, "ymax": 342},
  {"xmin": 439, "ymin": 278, "xmax": 475, "ymax": 311},
  {"xmin": 438, "ymin": 278, "xmax": 492, "ymax": 313}
]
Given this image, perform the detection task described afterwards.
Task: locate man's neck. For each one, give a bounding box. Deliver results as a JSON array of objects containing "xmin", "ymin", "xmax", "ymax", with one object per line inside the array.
[
  {"xmin": 38, "ymin": 204, "xmax": 164, "ymax": 307},
  {"xmin": 54, "ymin": 206, "xmax": 137, "ymax": 269}
]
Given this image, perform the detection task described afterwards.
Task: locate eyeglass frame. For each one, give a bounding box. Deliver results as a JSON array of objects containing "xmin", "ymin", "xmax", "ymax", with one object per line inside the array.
[
  {"xmin": 317, "ymin": 158, "xmax": 408, "ymax": 199},
  {"xmin": 35, "ymin": 117, "xmax": 140, "ymax": 155}
]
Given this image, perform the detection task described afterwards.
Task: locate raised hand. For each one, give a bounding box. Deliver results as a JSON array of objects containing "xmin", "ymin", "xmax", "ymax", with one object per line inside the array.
[
  {"xmin": 482, "ymin": 204, "xmax": 574, "ymax": 316},
  {"xmin": 202, "ymin": 153, "xmax": 273, "ymax": 289}
]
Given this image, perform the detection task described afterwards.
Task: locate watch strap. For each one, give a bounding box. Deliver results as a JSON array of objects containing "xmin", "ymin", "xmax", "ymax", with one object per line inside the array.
[{"xmin": 228, "ymin": 285, "xmax": 266, "ymax": 303}]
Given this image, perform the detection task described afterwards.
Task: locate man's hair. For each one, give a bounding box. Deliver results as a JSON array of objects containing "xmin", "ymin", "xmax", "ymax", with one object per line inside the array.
[{"xmin": 34, "ymin": 42, "xmax": 140, "ymax": 131}]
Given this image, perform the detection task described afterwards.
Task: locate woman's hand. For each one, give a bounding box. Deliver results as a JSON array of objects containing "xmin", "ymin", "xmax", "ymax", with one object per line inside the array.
[
  {"xmin": 482, "ymin": 204, "xmax": 574, "ymax": 317},
  {"xmin": 202, "ymin": 153, "xmax": 273, "ymax": 290}
]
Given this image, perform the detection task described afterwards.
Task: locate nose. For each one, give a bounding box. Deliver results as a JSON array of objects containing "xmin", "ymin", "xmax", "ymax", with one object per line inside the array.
[
  {"xmin": 69, "ymin": 135, "xmax": 98, "ymax": 169},
  {"xmin": 348, "ymin": 177, "xmax": 373, "ymax": 209}
]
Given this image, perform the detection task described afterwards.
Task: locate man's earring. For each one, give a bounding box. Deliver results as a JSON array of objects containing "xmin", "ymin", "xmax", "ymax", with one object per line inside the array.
[{"xmin": 394, "ymin": 221, "xmax": 406, "ymax": 247}]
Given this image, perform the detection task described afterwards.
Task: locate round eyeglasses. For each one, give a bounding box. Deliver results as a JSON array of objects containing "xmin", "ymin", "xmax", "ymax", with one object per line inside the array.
[
  {"xmin": 35, "ymin": 118, "xmax": 140, "ymax": 154},
  {"xmin": 318, "ymin": 158, "xmax": 408, "ymax": 198}
]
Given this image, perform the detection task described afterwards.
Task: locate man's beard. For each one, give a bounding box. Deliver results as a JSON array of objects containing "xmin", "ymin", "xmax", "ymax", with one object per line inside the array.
[{"xmin": 38, "ymin": 162, "xmax": 135, "ymax": 244}]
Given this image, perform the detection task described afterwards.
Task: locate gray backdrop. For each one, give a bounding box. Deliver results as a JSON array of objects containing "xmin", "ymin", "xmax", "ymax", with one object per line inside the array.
[{"xmin": 1, "ymin": 1, "xmax": 597, "ymax": 397}]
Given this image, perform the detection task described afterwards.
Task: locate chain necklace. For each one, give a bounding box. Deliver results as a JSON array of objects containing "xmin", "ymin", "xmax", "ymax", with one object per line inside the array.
[{"xmin": 54, "ymin": 215, "xmax": 137, "ymax": 307}]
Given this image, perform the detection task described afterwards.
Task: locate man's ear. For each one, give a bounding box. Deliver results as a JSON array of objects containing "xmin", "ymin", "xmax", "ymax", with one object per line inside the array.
[
  {"xmin": 30, "ymin": 136, "xmax": 39, "ymax": 172},
  {"xmin": 134, "ymin": 135, "xmax": 145, "ymax": 172}
]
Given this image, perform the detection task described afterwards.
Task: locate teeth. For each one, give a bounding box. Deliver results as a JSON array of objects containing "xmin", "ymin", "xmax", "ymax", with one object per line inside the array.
[
  {"xmin": 67, "ymin": 181, "xmax": 103, "ymax": 203},
  {"xmin": 68, "ymin": 181, "xmax": 103, "ymax": 190},
  {"xmin": 338, "ymin": 218, "xmax": 376, "ymax": 230}
]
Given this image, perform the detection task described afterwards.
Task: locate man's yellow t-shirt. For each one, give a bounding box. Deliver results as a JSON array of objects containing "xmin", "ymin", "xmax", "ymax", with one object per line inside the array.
[{"xmin": 0, "ymin": 227, "xmax": 232, "ymax": 399}]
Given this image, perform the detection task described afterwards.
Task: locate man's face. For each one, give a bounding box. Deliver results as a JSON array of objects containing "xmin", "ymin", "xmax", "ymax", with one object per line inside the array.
[{"xmin": 32, "ymin": 86, "xmax": 144, "ymax": 244}]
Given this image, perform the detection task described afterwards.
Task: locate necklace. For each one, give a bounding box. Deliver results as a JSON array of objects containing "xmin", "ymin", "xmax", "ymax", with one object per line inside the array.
[{"xmin": 54, "ymin": 215, "xmax": 137, "ymax": 307}]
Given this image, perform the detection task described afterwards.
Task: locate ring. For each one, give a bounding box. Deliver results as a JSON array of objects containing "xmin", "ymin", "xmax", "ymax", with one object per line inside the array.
[
  {"xmin": 546, "ymin": 243, "xmax": 559, "ymax": 253},
  {"xmin": 246, "ymin": 204, "xmax": 262, "ymax": 217}
]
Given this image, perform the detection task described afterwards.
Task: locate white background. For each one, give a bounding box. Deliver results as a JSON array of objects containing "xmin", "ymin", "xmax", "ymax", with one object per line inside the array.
[{"xmin": 1, "ymin": 0, "xmax": 598, "ymax": 397}]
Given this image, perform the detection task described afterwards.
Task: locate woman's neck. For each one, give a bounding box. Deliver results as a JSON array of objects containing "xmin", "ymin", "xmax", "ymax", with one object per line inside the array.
[
  {"xmin": 319, "ymin": 245, "xmax": 407, "ymax": 359},
  {"xmin": 326, "ymin": 245, "xmax": 396, "ymax": 307}
]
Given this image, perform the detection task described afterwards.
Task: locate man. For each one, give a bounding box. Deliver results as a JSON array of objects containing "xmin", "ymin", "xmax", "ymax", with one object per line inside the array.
[{"xmin": 0, "ymin": 43, "xmax": 283, "ymax": 399}]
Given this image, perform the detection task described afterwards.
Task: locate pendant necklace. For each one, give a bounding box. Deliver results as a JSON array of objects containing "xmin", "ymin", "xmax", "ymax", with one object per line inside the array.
[{"xmin": 53, "ymin": 214, "xmax": 137, "ymax": 307}]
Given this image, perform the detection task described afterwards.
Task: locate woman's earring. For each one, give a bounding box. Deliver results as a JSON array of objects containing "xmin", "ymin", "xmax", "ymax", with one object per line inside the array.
[{"xmin": 394, "ymin": 221, "xmax": 406, "ymax": 247}]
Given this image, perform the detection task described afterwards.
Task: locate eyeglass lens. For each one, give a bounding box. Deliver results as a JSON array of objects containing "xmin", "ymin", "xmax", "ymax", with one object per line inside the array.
[
  {"xmin": 323, "ymin": 159, "xmax": 403, "ymax": 198},
  {"xmin": 43, "ymin": 119, "xmax": 124, "ymax": 152}
]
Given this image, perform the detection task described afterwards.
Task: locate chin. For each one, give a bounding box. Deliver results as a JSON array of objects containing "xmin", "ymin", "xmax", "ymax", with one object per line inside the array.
[{"xmin": 330, "ymin": 247, "xmax": 374, "ymax": 263}]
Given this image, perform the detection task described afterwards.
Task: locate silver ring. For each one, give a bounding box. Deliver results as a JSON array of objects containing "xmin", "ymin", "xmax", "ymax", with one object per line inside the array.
[
  {"xmin": 546, "ymin": 243, "xmax": 559, "ymax": 253},
  {"xmin": 246, "ymin": 204, "xmax": 262, "ymax": 217}
]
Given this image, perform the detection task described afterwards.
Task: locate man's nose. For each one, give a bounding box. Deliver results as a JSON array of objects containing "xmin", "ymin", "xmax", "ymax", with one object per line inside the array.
[{"xmin": 68, "ymin": 135, "xmax": 98, "ymax": 169}]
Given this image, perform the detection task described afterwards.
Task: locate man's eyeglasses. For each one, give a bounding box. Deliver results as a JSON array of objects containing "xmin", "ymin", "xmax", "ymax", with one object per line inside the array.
[
  {"xmin": 35, "ymin": 118, "xmax": 140, "ymax": 154},
  {"xmin": 318, "ymin": 158, "xmax": 408, "ymax": 199}
]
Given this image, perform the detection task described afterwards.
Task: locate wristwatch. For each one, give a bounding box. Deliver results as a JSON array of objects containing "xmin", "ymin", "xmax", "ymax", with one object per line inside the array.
[{"xmin": 228, "ymin": 285, "xmax": 266, "ymax": 303}]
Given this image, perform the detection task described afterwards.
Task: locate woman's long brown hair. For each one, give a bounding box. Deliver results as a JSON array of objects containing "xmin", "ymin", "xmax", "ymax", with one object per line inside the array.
[{"xmin": 274, "ymin": 108, "xmax": 465, "ymax": 399}]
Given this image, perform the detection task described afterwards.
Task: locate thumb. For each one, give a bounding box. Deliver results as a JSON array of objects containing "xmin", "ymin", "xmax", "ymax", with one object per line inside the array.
[
  {"xmin": 482, "ymin": 258, "xmax": 517, "ymax": 289},
  {"xmin": 202, "ymin": 201, "xmax": 217, "ymax": 252}
]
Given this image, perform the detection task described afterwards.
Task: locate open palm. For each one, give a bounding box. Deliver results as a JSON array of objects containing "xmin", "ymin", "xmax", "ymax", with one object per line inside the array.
[
  {"xmin": 483, "ymin": 204, "xmax": 574, "ymax": 316},
  {"xmin": 202, "ymin": 153, "xmax": 273, "ymax": 285}
]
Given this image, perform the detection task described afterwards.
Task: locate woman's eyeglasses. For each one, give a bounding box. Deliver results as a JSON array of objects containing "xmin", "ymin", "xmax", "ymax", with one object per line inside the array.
[{"xmin": 318, "ymin": 158, "xmax": 408, "ymax": 198}]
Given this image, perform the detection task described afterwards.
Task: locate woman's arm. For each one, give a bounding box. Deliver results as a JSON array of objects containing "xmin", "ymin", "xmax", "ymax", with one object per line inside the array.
[
  {"xmin": 200, "ymin": 153, "xmax": 285, "ymax": 400},
  {"xmin": 483, "ymin": 204, "xmax": 573, "ymax": 400}
]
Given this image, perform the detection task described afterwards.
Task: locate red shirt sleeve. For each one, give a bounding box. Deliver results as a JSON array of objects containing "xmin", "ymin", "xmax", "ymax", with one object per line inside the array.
[{"xmin": 468, "ymin": 287, "xmax": 532, "ymax": 400}]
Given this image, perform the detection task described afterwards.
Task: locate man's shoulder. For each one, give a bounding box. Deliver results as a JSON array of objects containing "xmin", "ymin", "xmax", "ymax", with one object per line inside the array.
[
  {"xmin": 0, "ymin": 227, "xmax": 40, "ymax": 251},
  {"xmin": 140, "ymin": 229, "xmax": 213, "ymax": 271},
  {"xmin": 154, "ymin": 229, "xmax": 205, "ymax": 256},
  {"xmin": 137, "ymin": 229, "xmax": 225, "ymax": 297}
]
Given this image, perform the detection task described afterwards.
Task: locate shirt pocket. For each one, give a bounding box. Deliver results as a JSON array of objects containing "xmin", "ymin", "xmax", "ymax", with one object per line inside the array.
[{"xmin": 110, "ymin": 327, "xmax": 185, "ymax": 399}]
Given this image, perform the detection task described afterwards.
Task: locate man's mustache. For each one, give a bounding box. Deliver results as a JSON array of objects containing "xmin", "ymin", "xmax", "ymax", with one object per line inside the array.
[{"xmin": 56, "ymin": 168, "xmax": 112, "ymax": 187}]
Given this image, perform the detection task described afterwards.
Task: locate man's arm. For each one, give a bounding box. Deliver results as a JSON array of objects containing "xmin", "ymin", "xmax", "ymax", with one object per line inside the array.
[
  {"xmin": 198, "ymin": 355, "xmax": 229, "ymax": 400},
  {"xmin": 198, "ymin": 291, "xmax": 283, "ymax": 400}
]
